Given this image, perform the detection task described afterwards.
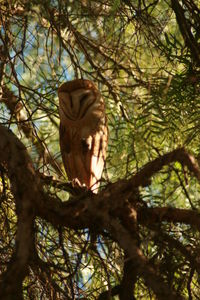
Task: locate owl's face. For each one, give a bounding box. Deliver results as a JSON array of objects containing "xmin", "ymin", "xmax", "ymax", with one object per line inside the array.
[{"xmin": 58, "ymin": 88, "xmax": 101, "ymax": 121}]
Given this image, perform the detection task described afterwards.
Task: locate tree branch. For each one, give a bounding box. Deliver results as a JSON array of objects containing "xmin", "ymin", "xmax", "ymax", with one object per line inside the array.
[
  {"xmin": 0, "ymin": 125, "xmax": 37, "ymax": 299},
  {"xmin": 139, "ymin": 206, "xmax": 200, "ymax": 230},
  {"xmin": 35, "ymin": 148, "xmax": 200, "ymax": 231},
  {"xmin": 104, "ymin": 218, "xmax": 183, "ymax": 300},
  {"xmin": 171, "ymin": 0, "xmax": 200, "ymax": 65}
]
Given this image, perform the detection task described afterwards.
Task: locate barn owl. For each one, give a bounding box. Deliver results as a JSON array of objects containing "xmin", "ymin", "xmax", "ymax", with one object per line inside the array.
[{"xmin": 58, "ymin": 79, "xmax": 108, "ymax": 193}]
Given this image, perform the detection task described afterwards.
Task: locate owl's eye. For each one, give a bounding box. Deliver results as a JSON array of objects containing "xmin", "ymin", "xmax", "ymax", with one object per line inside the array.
[{"xmin": 80, "ymin": 93, "xmax": 89, "ymax": 106}]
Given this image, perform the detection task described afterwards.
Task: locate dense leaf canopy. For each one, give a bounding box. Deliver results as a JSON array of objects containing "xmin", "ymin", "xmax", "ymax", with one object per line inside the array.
[{"xmin": 0, "ymin": 0, "xmax": 200, "ymax": 299}]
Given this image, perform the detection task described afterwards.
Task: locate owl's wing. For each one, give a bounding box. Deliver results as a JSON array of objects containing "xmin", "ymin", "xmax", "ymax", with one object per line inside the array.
[
  {"xmin": 59, "ymin": 119, "xmax": 108, "ymax": 193},
  {"xmin": 59, "ymin": 123, "xmax": 88, "ymax": 186},
  {"xmin": 87, "ymin": 120, "xmax": 108, "ymax": 192},
  {"xmin": 59, "ymin": 123, "xmax": 72, "ymax": 181}
]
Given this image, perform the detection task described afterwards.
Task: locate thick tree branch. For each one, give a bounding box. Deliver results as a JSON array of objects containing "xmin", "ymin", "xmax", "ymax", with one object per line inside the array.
[
  {"xmin": 139, "ymin": 206, "xmax": 200, "ymax": 230},
  {"xmin": 35, "ymin": 148, "xmax": 200, "ymax": 231},
  {"xmin": 0, "ymin": 125, "xmax": 38, "ymax": 299},
  {"xmin": 119, "ymin": 258, "xmax": 137, "ymax": 300}
]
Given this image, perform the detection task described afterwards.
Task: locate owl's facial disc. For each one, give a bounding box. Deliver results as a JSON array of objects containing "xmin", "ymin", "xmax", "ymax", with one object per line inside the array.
[{"xmin": 59, "ymin": 88, "xmax": 97, "ymax": 120}]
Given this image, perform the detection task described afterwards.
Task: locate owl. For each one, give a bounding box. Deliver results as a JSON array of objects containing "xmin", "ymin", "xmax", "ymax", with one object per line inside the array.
[{"xmin": 58, "ymin": 79, "xmax": 108, "ymax": 193}]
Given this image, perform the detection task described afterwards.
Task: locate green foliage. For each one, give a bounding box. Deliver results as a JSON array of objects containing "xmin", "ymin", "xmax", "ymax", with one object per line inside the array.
[{"xmin": 1, "ymin": 0, "xmax": 200, "ymax": 299}]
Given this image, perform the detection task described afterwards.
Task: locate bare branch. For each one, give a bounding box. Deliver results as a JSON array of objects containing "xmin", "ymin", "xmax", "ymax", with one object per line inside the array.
[
  {"xmin": 0, "ymin": 125, "xmax": 37, "ymax": 299},
  {"xmin": 139, "ymin": 206, "xmax": 200, "ymax": 230},
  {"xmin": 35, "ymin": 148, "xmax": 200, "ymax": 231},
  {"xmin": 171, "ymin": 0, "xmax": 200, "ymax": 65},
  {"xmin": 104, "ymin": 218, "xmax": 184, "ymax": 300}
]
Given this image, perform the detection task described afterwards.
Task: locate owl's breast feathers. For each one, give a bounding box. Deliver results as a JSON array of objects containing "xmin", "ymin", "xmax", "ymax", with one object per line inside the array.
[{"xmin": 58, "ymin": 79, "xmax": 108, "ymax": 193}]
